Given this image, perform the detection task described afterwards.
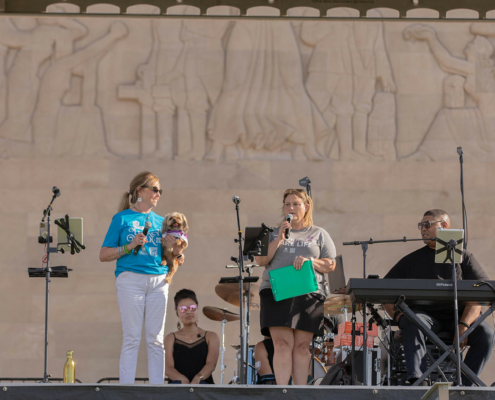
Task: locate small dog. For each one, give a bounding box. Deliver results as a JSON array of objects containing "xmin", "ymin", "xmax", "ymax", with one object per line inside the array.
[{"xmin": 161, "ymin": 212, "xmax": 188, "ymax": 284}]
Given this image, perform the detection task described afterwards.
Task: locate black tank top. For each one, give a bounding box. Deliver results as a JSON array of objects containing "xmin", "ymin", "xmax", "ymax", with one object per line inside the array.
[{"xmin": 173, "ymin": 333, "xmax": 214, "ymax": 384}]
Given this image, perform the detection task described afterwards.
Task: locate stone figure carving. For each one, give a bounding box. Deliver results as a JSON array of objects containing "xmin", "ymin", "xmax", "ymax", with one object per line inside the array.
[
  {"xmin": 206, "ymin": 14, "xmax": 328, "ymax": 161},
  {"xmin": 404, "ymin": 23, "xmax": 495, "ymax": 161},
  {"xmin": 351, "ymin": 10, "xmax": 396, "ymax": 160},
  {"xmin": 0, "ymin": 15, "xmax": 88, "ymax": 144},
  {"xmin": 119, "ymin": 6, "xmax": 231, "ymax": 160},
  {"xmin": 301, "ymin": 9, "xmax": 396, "ymax": 161},
  {"xmin": 33, "ymin": 21, "xmax": 128, "ymax": 157},
  {"xmin": 174, "ymin": 18, "xmax": 231, "ymax": 160},
  {"xmin": 119, "ymin": 17, "xmax": 183, "ymax": 160}
]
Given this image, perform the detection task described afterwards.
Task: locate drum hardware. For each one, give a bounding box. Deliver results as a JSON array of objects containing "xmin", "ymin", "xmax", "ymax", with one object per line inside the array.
[
  {"xmin": 324, "ymin": 296, "xmax": 362, "ymax": 320},
  {"xmin": 231, "ymin": 345, "xmax": 257, "ymax": 385},
  {"xmin": 203, "ymin": 307, "xmax": 240, "ymax": 385},
  {"xmin": 309, "ymin": 356, "xmax": 327, "ymax": 383}
]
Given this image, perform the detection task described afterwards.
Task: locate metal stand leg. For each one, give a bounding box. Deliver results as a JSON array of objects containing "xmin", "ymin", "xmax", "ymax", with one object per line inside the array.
[
  {"xmin": 395, "ymin": 297, "xmax": 490, "ymax": 387},
  {"xmin": 221, "ymin": 317, "xmax": 226, "ymax": 385}
]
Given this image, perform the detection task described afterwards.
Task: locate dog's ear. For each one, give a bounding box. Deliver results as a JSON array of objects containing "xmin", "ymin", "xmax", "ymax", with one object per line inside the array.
[
  {"xmin": 162, "ymin": 214, "xmax": 170, "ymax": 233},
  {"xmin": 182, "ymin": 214, "xmax": 188, "ymax": 234}
]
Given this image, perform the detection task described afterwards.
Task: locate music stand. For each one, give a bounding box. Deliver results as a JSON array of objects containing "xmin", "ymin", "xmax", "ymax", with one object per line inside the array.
[
  {"xmin": 435, "ymin": 229, "xmax": 463, "ymax": 386},
  {"xmin": 28, "ymin": 266, "xmax": 71, "ymax": 278},
  {"xmin": 32, "ymin": 189, "xmax": 85, "ymax": 383},
  {"xmin": 243, "ymin": 225, "xmax": 271, "ymax": 261}
]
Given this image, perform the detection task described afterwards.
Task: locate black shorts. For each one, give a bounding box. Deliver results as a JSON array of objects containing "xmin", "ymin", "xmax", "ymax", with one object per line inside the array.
[{"xmin": 260, "ymin": 289, "xmax": 325, "ymax": 337}]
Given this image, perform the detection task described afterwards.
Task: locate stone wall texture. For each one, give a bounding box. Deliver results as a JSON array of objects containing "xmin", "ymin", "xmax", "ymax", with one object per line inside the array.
[{"xmin": 1, "ymin": 4, "xmax": 495, "ymax": 385}]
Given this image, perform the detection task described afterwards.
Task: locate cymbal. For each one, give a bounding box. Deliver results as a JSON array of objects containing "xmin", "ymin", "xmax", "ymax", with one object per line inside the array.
[
  {"xmin": 324, "ymin": 295, "xmax": 362, "ymax": 314},
  {"xmin": 203, "ymin": 306, "xmax": 240, "ymax": 322},
  {"xmin": 215, "ymin": 282, "xmax": 260, "ymax": 310}
]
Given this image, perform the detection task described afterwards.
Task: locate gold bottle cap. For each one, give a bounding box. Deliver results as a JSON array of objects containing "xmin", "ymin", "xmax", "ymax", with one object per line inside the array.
[{"xmin": 67, "ymin": 350, "xmax": 73, "ymax": 356}]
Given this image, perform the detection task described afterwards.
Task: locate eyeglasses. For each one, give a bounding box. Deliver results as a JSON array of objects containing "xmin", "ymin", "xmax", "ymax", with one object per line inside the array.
[
  {"xmin": 178, "ymin": 305, "xmax": 197, "ymax": 313},
  {"xmin": 418, "ymin": 220, "xmax": 443, "ymax": 230},
  {"xmin": 141, "ymin": 186, "xmax": 162, "ymax": 195}
]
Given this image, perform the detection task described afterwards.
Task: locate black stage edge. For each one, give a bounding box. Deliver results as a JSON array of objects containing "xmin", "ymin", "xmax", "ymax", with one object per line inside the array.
[{"xmin": 1, "ymin": 384, "xmax": 495, "ymax": 400}]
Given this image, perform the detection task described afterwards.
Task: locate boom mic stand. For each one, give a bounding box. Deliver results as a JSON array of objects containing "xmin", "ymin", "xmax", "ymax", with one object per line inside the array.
[
  {"xmin": 343, "ymin": 236, "xmax": 426, "ymax": 386},
  {"xmin": 229, "ymin": 196, "xmax": 247, "ymax": 384},
  {"xmin": 35, "ymin": 188, "xmax": 67, "ymax": 383}
]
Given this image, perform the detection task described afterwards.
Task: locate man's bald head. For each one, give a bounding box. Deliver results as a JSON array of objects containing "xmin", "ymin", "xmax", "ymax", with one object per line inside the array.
[{"xmin": 423, "ymin": 209, "xmax": 451, "ymax": 228}]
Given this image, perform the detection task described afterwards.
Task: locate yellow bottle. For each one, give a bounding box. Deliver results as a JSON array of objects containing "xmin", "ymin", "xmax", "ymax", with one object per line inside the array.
[{"xmin": 63, "ymin": 350, "xmax": 76, "ymax": 383}]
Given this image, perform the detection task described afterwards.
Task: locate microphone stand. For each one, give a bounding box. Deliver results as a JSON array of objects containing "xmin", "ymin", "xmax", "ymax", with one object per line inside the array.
[
  {"xmin": 343, "ymin": 237, "xmax": 426, "ymax": 386},
  {"xmin": 457, "ymin": 147, "xmax": 467, "ymax": 251},
  {"xmin": 40, "ymin": 192, "xmax": 63, "ymax": 383},
  {"xmin": 231, "ymin": 200, "xmax": 246, "ymax": 384}
]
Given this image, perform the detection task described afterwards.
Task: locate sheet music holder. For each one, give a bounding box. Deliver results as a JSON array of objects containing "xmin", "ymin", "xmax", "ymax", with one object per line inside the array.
[
  {"xmin": 435, "ymin": 229, "xmax": 463, "ymax": 264},
  {"xmin": 243, "ymin": 225, "xmax": 271, "ymax": 260},
  {"xmin": 57, "ymin": 217, "xmax": 83, "ymax": 253}
]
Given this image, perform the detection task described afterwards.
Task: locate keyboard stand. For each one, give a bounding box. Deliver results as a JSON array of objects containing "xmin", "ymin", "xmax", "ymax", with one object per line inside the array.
[{"xmin": 395, "ymin": 296, "xmax": 494, "ymax": 387}]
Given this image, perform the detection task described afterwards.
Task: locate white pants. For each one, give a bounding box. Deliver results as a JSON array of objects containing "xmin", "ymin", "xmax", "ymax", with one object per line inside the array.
[{"xmin": 116, "ymin": 271, "xmax": 169, "ymax": 384}]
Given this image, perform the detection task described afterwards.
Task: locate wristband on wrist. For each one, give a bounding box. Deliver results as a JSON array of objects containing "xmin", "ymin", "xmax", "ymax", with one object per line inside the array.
[
  {"xmin": 124, "ymin": 243, "xmax": 131, "ymax": 255},
  {"xmin": 459, "ymin": 321, "xmax": 470, "ymax": 329}
]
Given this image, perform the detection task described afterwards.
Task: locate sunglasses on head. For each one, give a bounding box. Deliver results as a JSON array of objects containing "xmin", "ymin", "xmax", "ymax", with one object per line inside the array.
[
  {"xmin": 418, "ymin": 220, "xmax": 443, "ymax": 230},
  {"xmin": 141, "ymin": 185, "xmax": 163, "ymax": 195},
  {"xmin": 178, "ymin": 305, "xmax": 197, "ymax": 313}
]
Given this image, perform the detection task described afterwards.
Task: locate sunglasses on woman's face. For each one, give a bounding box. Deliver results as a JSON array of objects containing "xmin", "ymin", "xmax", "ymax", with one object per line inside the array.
[
  {"xmin": 141, "ymin": 185, "xmax": 163, "ymax": 195},
  {"xmin": 178, "ymin": 305, "xmax": 197, "ymax": 313}
]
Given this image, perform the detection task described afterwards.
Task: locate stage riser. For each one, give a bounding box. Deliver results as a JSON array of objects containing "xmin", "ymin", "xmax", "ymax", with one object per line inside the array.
[{"xmin": 0, "ymin": 385, "xmax": 495, "ymax": 400}]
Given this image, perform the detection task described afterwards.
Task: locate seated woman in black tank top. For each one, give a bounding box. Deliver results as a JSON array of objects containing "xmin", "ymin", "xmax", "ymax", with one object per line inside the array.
[{"xmin": 165, "ymin": 289, "xmax": 219, "ymax": 384}]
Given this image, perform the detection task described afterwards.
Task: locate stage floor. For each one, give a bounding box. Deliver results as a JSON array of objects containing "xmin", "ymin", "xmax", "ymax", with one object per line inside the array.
[{"xmin": 0, "ymin": 384, "xmax": 494, "ymax": 400}]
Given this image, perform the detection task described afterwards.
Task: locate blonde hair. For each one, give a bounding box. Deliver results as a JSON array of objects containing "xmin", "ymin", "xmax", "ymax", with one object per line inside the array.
[
  {"xmin": 118, "ymin": 171, "xmax": 160, "ymax": 212},
  {"xmin": 281, "ymin": 189, "xmax": 314, "ymax": 227}
]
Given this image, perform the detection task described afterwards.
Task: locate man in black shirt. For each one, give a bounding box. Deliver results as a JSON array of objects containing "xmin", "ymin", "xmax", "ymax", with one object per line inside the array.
[{"xmin": 383, "ymin": 209, "xmax": 494, "ymax": 386}]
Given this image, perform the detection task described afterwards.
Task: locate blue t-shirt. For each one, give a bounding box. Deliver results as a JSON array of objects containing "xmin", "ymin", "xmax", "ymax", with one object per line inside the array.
[{"xmin": 102, "ymin": 209, "xmax": 167, "ymax": 277}]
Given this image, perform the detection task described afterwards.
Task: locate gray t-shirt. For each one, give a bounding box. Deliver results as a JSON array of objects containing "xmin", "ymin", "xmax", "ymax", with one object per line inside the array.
[{"xmin": 260, "ymin": 225, "xmax": 337, "ymax": 297}]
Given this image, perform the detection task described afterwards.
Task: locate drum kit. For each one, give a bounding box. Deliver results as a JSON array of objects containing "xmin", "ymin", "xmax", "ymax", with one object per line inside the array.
[
  {"xmin": 203, "ymin": 283, "xmax": 359, "ymax": 385},
  {"xmin": 203, "ymin": 281, "xmax": 260, "ymax": 384}
]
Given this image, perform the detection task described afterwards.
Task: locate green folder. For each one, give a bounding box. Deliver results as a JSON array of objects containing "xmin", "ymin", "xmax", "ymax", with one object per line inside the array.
[{"xmin": 269, "ymin": 259, "xmax": 318, "ymax": 301}]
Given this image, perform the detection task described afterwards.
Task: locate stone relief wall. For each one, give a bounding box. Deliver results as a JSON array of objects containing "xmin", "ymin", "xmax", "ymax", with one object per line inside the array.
[
  {"xmin": 2, "ymin": 6, "xmax": 495, "ymax": 162},
  {"xmin": 1, "ymin": 7, "xmax": 495, "ymax": 384}
]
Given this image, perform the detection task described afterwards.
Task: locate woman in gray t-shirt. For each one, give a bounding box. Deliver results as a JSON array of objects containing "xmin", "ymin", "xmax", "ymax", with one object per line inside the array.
[{"xmin": 255, "ymin": 189, "xmax": 336, "ymax": 385}]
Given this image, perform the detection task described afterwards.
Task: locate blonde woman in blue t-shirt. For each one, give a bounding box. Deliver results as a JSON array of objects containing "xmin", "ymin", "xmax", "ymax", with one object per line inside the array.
[{"xmin": 100, "ymin": 171, "xmax": 184, "ymax": 384}]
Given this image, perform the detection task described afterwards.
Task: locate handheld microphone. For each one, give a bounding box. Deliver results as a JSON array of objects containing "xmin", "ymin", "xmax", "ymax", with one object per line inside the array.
[
  {"xmin": 232, "ymin": 196, "xmax": 240, "ymax": 205},
  {"xmin": 52, "ymin": 186, "xmax": 61, "ymax": 197},
  {"xmin": 285, "ymin": 214, "xmax": 293, "ymax": 239},
  {"xmin": 133, "ymin": 221, "xmax": 152, "ymax": 255}
]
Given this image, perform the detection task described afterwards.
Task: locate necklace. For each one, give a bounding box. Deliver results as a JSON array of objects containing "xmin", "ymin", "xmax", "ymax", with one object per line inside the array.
[
  {"xmin": 181, "ymin": 327, "xmax": 201, "ymax": 342},
  {"xmin": 131, "ymin": 204, "xmax": 152, "ymax": 224}
]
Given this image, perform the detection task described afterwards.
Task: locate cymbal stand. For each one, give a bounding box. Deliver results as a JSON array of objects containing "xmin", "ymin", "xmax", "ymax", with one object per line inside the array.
[
  {"xmin": 343, "ymin": 237, "xmax": 427, "ymax": 386},
  {"xmin": 220, "ymin": 312, "xmax": 227, "ymax": 385}
]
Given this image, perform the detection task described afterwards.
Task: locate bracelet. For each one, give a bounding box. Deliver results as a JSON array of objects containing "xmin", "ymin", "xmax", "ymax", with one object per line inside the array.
[
  {"xmin": 117, "ymin": 246, "xmax": 122, "ymax": 257},
  {"xmin": 459, "ymin": 321, "xmax": 470, "ymax": 329},
  {"xmin": 124, "ymin": 244, "xmax": 131, "ymax": 255},
  {"xmin": 393, "ymin": 310, "xmax": 402, "ymax": 322}
]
